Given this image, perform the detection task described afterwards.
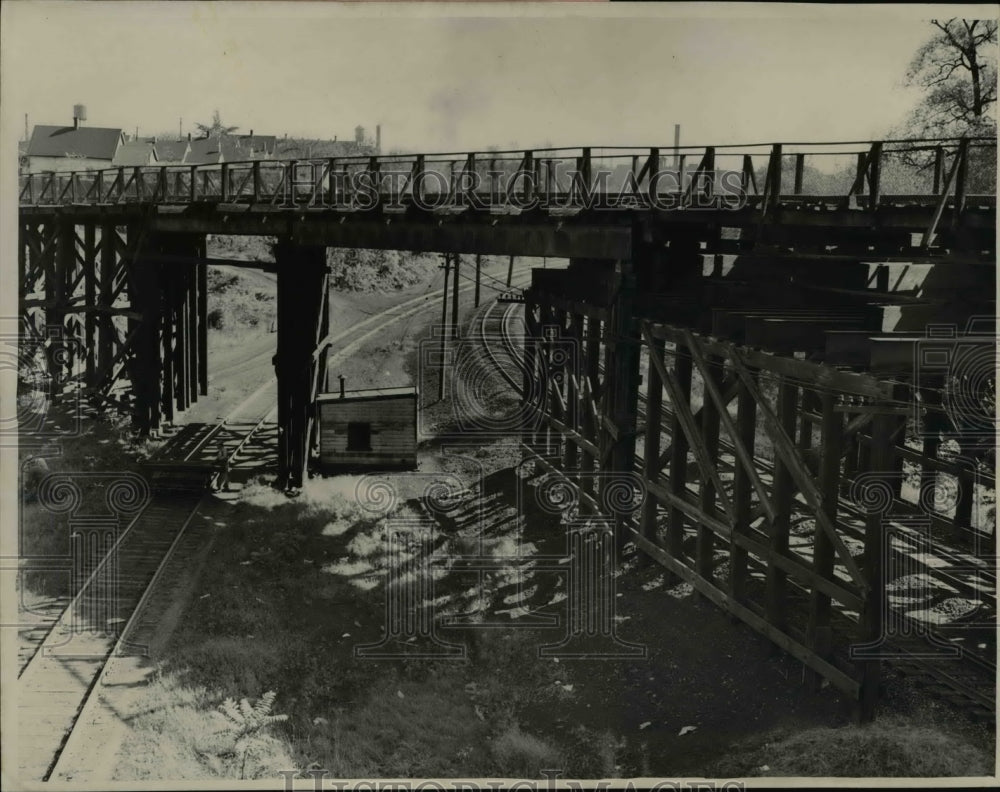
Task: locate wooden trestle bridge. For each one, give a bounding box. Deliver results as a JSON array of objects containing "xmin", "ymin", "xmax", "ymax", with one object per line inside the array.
[{"xmin": 18, "ymin": 136, "xmax": 997, "ymax": 721}]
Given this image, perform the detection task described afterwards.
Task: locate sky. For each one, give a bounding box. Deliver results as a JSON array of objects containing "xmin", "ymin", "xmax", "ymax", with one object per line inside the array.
[{"xmin": 3, "ymin": 2, "xmax": 995, "ymax": 157}]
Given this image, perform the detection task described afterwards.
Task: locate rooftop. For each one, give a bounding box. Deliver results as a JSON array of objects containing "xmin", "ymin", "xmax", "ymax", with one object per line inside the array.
[
  {"xmin": 27, "ymin": 125, "xmax": 123, "ymax": 160},
  {"xmin": 317, "ymin": 386, "xmax": 417, "ymax": 403}
]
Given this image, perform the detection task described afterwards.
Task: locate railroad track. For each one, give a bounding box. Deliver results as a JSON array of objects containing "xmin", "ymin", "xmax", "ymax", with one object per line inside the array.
[
  {"xmin": 15, "ymin": 263, "xmax": 542, "ymax": 784},
  {"xmin": 478, "ymin": 308, "xmax": 997, "ymax": 723}
]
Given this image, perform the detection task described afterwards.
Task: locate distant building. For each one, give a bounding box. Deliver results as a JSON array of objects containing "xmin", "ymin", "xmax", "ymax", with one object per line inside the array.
[
  {"xmin": 26, "ymin": 106, "xmax": 124, "ymax": 173},
  {"xmin": 112, "ymin": 139, "xmax": 157, "ymax": 167},
  {"xmin": 148, "ymin": 137, "xmax": 190, "ymax": 165}
]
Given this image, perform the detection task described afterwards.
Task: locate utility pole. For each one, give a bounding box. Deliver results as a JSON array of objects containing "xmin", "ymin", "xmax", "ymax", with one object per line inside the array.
[
  {"xmin": 438, "ymin": 254, "xmax": 450, "ymax": 400},
  {"xmin": 673, "ymin": 124, "xmax": 681, "ymax": 170}
]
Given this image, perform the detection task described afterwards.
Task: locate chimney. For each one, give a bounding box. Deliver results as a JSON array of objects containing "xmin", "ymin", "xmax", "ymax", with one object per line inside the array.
[
  {"xmin": 355, "ymin": 125, "xmax": 365, "ymax": 145},
  {"xmin": 338, "ymin": 375, "xmax": 346, "ymax": 398},
  {"xmin": 673, "ymin": 124, "xmax": 681, "ymax": 171},
  {"xmin": 376, "ymin": 124, "xmax": 381, "ymax": 154},
  {"xmin": 72, "ymin": 103, "xmax": 86, "ymax": 130}
]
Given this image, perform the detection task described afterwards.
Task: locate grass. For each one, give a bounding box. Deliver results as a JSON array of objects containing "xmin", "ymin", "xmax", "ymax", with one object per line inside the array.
[
  {"xmin": 113, "ymin": 475, "xmax": 638, "ymax": 780},
  {"xmin": 706, "ymin": 716, "xmax": 995, "ymax": 777}
]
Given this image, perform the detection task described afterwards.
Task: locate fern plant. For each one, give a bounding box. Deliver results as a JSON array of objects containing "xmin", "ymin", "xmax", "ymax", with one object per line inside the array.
[{"xmin": 218, "ymin": 690, "xmax": 289, "ymax": 779}]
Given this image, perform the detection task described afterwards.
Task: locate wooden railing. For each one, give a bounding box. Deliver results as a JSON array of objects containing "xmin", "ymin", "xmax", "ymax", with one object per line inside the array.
[{"xmin": 18, "ymin": 137, "xmax": 996, "ymax": 214}]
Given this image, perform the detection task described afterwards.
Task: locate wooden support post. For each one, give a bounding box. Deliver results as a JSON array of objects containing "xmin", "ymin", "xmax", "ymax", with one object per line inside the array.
[
  {"xmin": 187, "ymin": 260, "xmax": 198, "ymax": 404},
  {"xmin": 274, "ymin": 240, "xmax": 327, "ymax": 489},
  {"xmin": 197, "ymin": 238, "xmax": 208, "ymax": 396},
  {"xmin": 130, "ymin": 230, "xmax": 162, "ymax": 435},
  {"xmin": 161, "ymin": 267, "xmax": 175, "ymax": 423},
  {"xmin": 83, "ymin": 224, "xmax": 97, "ymax": 385},
  {"xmin": 545, "ymin": 302, "xmax": 564, "ymax": 458},
  {"xmin": 729, "ymin": 366, "xmax": 757, "ymax": 602},
  {"xmin": 580, "ymin": 313, "xmax": 601, "ymax": 486},
  {"xmin": 507, "ymin": 255, "xmax": 514, "ymax": 287},
  {"xmin": 858, "ymin": 412, "xmax": 894, "ymax": 722},
  {"xmin": 438, "ymin": 254, "xmax": 450, "ymax": 401},
  {"xmin": 451, "ymin": 253, "xmax": 460, "ymax": 339},
  {"xmin": 806, "ymin": 391, "xmax": 843, "ymax": 689},
  {"xmin": 474, "ymin": 253, "xmax": 481, "ymax": 308},
  {"xmin": 51, "ymin": 220, "xmax": 75, "ymax": 388},
  {"xmin": 522, "ymin": 293, "xmax": 539, "ymax": 447},
  {"xmin": 175, "ymin": 263, "xmax": 188, "ymax": 412},
  {"xmin": 666, "ymin": 340, "xmax": 693, "ymax": 578},
  {"xmin": 98, "ymin": 224, "xmax": 115, "ymax": 380},
  {"xmin": 765, "ymin": 378, "xmax": 798, "ymax": 630},
  {"xmin": 641, "ymin": 333, "xmax": 666, "ymax": 566},
  {"xmin": 697, "ymin": 353, "xmax": 724, "ymax": 581},
  {"xmin": 563, "ymin": 310, "xmax": 584, "ymax": 472},
  {"xmin": 605, "ymin": 262, "xmax": 641, "ymax": 550}
]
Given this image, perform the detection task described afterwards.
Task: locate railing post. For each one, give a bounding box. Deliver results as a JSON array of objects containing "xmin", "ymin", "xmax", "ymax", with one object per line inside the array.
[
  {"xmin": 952, "ymin": 137, "xmax": 969, "ymax": 226},
  {"xmin": 134, "ymin": 167, "xmax": 143, "ymax": 201},
  {"xmin": 190, "ymin": 165, "xmax": 197, "ymax": 201},
  {"xmin": 327, "ymin": 158, "xmax": 338, "ymax": 205},
  {"xmin": 794, "ymin": 153, "xmax": 805, "ymax": 195},
  {"xmin": 769, "ymin": 144, "xmax": 783, "ymax": 205},
  {"xmin": 581, "ymin": 147, "xmax": 592, "ymax": 195},
  {"xmin": 647, "ymin": 147, "xmax": 659, "ymax": 205},
  {"xmin": 159, "ymin": 166, "xmax": 168, "ymax": 201},
  {"xmin": 413, "ymin": 154, "xmax": 425, "ymax": 204},
  {"xmin": 253, "ymin": 160, "xmax": 262, "ymax": 202},
  {"xmin": 70, "ymin": 172, "xmax": 77, "ymax": 204},
  {"xmin": 521, "ymin": 150, "xmax": 534, "ymax": 204},
  {"xmin": 867, "ymin": 142, "xmax": 882, "ymax": 211},
  {"xmin": 933, "ymin": 145, "xmax": 945, "ymax": 195},
  {"xmin": 221, "ymin": 163, "xmax": 230, "ymax": 202}
]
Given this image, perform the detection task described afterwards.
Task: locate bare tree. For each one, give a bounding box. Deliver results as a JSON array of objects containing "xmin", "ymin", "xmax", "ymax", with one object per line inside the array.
[{"xmin": 901, "ymin": 18, "xmax": 997, "ymax": 138}]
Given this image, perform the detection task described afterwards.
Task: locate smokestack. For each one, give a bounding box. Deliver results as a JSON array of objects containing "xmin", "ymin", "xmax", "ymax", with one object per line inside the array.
[
  {"xmin": 673, "ymin": 124, "xmax": 681, "ymax": 170},
  {"xmin": 338, "ymin": 375, "xmax": 346, "ymax": 398},
  {"xmin": 376, "ymin": 124, "xmax": 381, "ymax": 154}
]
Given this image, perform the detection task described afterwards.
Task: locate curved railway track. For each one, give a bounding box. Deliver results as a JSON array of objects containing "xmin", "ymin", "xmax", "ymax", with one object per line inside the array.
[
  {"xmin": 478, "ymin": 300, "xmax": 996, "ymax": 722},
  {"xmin": 15, "ymin": 260, "xmax": 539, "ymax": 784}
]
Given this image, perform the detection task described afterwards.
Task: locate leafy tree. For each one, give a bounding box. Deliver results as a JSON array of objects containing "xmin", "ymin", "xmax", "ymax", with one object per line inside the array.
[
  {"xmin": 891, "ymin": 19, "xmax": 997, "ymax": 193},
  {"xmin": 196, "ymin": 109, "xmax": 240, "ymax": 139},
  {"xmin": 901, "ymin": 19, "xmax": 997, "ymax": 138}
]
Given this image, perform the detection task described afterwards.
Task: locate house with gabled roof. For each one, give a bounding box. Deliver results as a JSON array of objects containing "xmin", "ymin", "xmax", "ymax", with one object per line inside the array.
[
  {"xmin": 112, "ymin": 139, "xmax": 158, "ymax": 167},
  {"xmin": 26, "ymin": 108, "xmax": 124, "ymax": 174}
]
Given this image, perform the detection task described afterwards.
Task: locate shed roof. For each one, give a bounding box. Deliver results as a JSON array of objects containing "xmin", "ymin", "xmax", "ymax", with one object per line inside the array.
[
  {"xmin": 112, "ymin": 140, "xmax": 157, "ymax": 167},
  {"xmin": 27, "ymin": 125, "xmax": 124, "ymax": 160},
  {"xmin": 153, "ymin": 139, "xmax": 190, "ymax": 163},
  {"xmin": 186, "ymin": 136, "xmax": 225, "ymax": 165},
  {"xmin": 317, "ymin": 386, "xmax": 417, "ymax": 404}
]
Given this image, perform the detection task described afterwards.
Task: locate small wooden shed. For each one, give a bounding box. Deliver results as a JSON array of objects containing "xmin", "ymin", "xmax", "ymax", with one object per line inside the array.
[{"xmin": 316, "ymin": 383, "xmax": 418, "ymax": 470}]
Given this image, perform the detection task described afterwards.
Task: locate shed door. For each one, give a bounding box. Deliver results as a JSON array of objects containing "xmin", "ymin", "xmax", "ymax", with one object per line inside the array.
[{"xmin": 347, "ymin": 422, "xmax": 372, "ymax": 452}]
